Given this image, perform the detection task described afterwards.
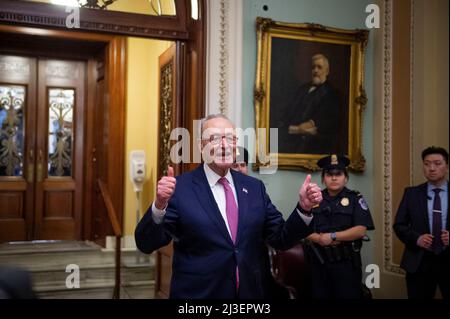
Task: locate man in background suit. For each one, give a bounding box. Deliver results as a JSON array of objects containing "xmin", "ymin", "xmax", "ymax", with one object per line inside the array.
[
  {"xmin": 135, "ymin": 114, "xmax": 323, "ymax": 299},
  {"xmin": 394, "ymin": 146, "xmax": 449, "ymax": 299}
]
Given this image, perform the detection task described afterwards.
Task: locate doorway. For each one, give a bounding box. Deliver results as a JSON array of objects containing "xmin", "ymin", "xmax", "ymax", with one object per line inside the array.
[{"xmin": 0, "ymin": 54, "xmax": 85, "ymax": 241}]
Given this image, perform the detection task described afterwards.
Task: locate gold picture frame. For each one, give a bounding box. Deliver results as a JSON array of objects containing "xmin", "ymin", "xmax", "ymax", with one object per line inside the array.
[{"xmin": 253, "ymin": 18, "xmax": 369, "ymax": 172}]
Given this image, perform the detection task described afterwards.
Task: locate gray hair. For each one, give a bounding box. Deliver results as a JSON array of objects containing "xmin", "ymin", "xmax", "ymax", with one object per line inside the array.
[
  {"xmin": 199, "ymin": 113, "xmax": 234, "ymax": 135},
  {"xmin": 312, "ymin": 53, "xmax": 330, "ymax": 71}
]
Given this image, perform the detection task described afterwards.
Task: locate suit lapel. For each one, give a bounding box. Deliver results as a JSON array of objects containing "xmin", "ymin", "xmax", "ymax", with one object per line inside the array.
[
  {"xmin": 231, "ymin": 171, "xmax": 248, "ymax": 246},
  {"xmin": 418, "ymin": 183, "xmax": 430, "ymax": 233},
  {"xmin": 192, "ymin": 166, "xmax": 234, "ymax": 246}
]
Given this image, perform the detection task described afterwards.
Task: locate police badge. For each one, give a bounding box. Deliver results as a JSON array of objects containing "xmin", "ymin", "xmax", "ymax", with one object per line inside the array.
[
  {"xmin": 358, "ymin": 197, "xmax": 368, "ymax": 210},
  {"xmin": 341, "ymin": 197, "xmax": 349, "ymax": 206}
]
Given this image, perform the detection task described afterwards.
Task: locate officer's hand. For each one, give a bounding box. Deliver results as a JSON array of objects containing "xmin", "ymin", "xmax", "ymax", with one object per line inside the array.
[
  {"xmin": 318, "ymin": 233, "xmax": 333, "ymax": 246},
  {"xmin": 442, "ymin": 230, "xmax": 449, "ymax": 246},
  {"xmin": 299, "ymin": 174, "xmax": 322, "ymax": 212},
  {"xmin": 417, "ymin": 234, "xmax": 434, "ymax": 249},
  {"xmin": 155, "ymin": 166, "xmax": 176, "ymax": 210},
  {"xmin": 307, "ymin": 233, "xmax": 321, "ymax": 244}
]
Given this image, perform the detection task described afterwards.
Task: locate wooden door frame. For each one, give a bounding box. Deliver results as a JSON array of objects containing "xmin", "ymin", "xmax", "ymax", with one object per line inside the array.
[
  {"xmin": 0, "ymin": 24, "xmax": 126, "ymax": 241},
  {"xmin": 0, "ymin": 0, "xmax": 207, "ymax": 240},
  {"xmin": 1, "ymin": 1, "xmax": 207, "ymax": 296}
]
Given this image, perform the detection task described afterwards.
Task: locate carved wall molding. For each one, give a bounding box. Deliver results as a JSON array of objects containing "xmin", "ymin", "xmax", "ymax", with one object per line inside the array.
[
  {"xmin": 382, "ymin": 0, "xmax": 405, "ymax": 276},
  {"xmin": 46, "ymin": 63, "xmax": 79, "ymax": 79},
  {"xmin": 0, "ymin": 56, "xmax": 30, "ymax": 76},
  {"xmin": 409, "ymin": 0, "xmax": 415, "ymax": 184},
  {"xmin": 205, "ymin": 0, "xmax": 242, "ymax": 127},
  {"xmin": 159, "ymin": 62, "xmax": 173, "ymax": 178},
  {"xmin": 218, "ymin": 0, "xmax": 229, "ymax": 114}
]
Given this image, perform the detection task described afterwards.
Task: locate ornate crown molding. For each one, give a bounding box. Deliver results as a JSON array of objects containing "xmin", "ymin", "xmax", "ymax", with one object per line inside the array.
[
  {"xmin": 218, "ymin": 0, "xmax": 229, "ymax": 114},
  {"xmin": 0, "ymin": 0, "xmax": 188, "ymax": 39}
]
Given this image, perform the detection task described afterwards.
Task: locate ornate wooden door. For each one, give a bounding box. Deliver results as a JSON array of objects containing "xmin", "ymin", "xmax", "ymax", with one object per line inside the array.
[{"xmin": 0, "ymin": 55, "xmax": 85, "ymax": 242}]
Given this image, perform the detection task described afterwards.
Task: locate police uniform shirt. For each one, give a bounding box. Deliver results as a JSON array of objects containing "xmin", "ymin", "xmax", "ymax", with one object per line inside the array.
[{"xmin": 314, "ymin": 187, "xmax": 375, "ymax": 233}]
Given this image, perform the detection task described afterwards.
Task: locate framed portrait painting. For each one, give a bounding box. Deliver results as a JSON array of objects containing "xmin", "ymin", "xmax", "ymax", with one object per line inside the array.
[{"xmin": 253, "ymin": 18, "xmax": 369, "ymax": 172}]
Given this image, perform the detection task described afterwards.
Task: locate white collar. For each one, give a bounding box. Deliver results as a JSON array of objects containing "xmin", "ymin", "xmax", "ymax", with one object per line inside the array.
[{"xmin": 203, "ymin": 163, "xmax": 234, "ymax": 188}]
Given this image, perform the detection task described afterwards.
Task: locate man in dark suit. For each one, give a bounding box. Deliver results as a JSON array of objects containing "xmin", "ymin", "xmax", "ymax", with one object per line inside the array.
[
  {"xmin": 135, "ymin": 114, "xmax": 323, "ymax": 299},
  {"xmin": 394, "ymin": 146, "xmax": 449, "ymax": 299},
  {"xmin": 277, "ymin": 54, "xmax": 341, "ymax": 155}
]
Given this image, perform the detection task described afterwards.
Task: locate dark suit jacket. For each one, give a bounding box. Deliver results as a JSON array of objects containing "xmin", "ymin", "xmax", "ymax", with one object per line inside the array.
[
  {"xmin": 135, "ymin": 165, "xmax": 313, "ymax": 299},
  {"xmin": 393, "ymin": 182, "xmax": 450, "ymax": 273}
]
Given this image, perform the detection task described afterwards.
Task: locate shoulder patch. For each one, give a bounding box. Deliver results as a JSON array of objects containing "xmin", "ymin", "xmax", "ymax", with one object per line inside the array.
[{"xmin": 358, "ymin": 197, "xmax": 368, "ymax": 211}]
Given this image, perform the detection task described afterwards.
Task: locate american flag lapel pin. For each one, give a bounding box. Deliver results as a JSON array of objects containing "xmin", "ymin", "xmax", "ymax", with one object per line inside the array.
[{"xmin": 242, "ymin": 187, "xmax": 248, "ymax": 194}]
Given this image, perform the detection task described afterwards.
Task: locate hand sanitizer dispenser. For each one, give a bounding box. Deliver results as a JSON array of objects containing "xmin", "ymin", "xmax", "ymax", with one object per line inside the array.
[{"xmin": 130, "ymin": 150, "xmax": 146, "ymax": 192}]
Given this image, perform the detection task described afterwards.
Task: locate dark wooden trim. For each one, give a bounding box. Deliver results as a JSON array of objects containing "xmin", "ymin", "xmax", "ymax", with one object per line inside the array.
[
  {"xmin": 391, "ymin": 0, "xmax": 412, "ymax": 266},
  {"xmin": 83, "ymin": 58, "xmax": 97, "ymax": 240},
  {"xmin": 0, "ymin": 0, "xmax": 188, "ymax": 39},
  {"xmin": 182, "ymin": 0, "xmax": 207, "ymax": 173},
  {"xmin": 97, "ymin": 178, "xmax": 122, "ymax": 299},
  {"xmin": 0, "ymin": 24, "xmax": 114, "ymax": 42},
  {"xmin": 105, "ymin": 36, "xmax": 126, "ymax": 230},
  {"xmin": 97, "ymin": 179, "xmax": 122, "ymax": 237}
]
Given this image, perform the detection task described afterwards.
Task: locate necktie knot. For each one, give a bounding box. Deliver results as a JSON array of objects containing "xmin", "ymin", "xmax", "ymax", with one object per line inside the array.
[
  {"xmin": 433, "ymin": 188, "xmax": 442, "ymax": 195},
  {"xmin": 218, "ymin": 177, "xmax": 228, "ymax": 186},
  {"xmin": 219, "ymin": 177, "xmax": 232, "ymax": 192}
]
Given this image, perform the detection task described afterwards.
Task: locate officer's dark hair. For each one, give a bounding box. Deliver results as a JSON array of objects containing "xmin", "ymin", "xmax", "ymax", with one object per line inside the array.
[
  {"xmin": 421, "ymin": 146, "xmax": 449, "ymax": 164},
  {"xmin": 321, "ymin": 168, "xmax": 349, "ymax": 180},
  {"xmin": 235, "ymin": 146, "xmax": 249, "ymax": 165}
]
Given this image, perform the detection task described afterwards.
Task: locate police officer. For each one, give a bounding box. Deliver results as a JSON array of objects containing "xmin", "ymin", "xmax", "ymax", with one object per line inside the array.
[{"xmin": 305, "ymin": 154, "xmax": 375, "ymax": 298}]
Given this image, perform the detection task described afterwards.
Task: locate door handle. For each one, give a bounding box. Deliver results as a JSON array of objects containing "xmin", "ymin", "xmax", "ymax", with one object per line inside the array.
[
  {"xmin": 36, "ymin": 150, "xmax": 43, "ymax": 183},
  {"xmin": 27, "ymin": 149, "xmax": 34, "ymax": 183}
]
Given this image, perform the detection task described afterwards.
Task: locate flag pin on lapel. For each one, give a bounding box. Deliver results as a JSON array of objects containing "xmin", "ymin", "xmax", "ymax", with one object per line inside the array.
[{"xmin": 242, "ymin": 188, "xmax": 248, "ymax": 194}]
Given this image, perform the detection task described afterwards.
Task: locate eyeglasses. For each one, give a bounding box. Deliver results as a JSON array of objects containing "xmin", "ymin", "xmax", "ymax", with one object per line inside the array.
[{"xmin": 204, "ymin": 134, "xmax": 238, "ymax": 145}]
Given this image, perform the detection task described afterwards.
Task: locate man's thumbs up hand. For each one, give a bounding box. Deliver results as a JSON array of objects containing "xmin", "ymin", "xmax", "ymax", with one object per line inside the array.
[
  {"xmin": 298, "ymin": 174, "xmax": 322, "ymax": 212},
  {"xmin": 155, "ymin": 166, "xmax": 177, "ymax": 210}
]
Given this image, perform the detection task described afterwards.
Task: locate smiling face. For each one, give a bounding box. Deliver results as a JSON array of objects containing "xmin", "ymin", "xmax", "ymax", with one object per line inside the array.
[
  {"xmin": 201, "ymin": 117, "xmax": 237, "ymax": 176},
  {"xmin": 423, "ymin": 153, "xmax": 449, "ymax": 186}
]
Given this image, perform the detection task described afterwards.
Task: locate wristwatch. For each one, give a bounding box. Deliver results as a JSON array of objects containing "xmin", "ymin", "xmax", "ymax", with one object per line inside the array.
[{"xmin": 330, "ymin": 232, "xmax": 337, "ymax": 241}]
